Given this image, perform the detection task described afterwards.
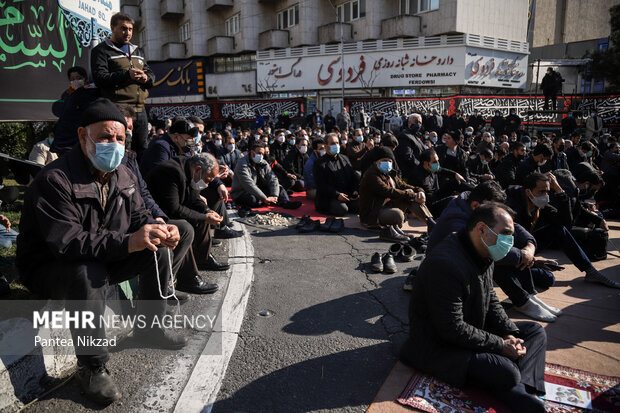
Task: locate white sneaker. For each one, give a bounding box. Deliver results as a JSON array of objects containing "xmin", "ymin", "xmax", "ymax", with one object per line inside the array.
[
  {"xmin": 531, "ymin": 295, "xmax": 563, "ymax": 316},
  {"xmin": 515, "ymin": 297, "xmax": 557, "ymax": 322}
]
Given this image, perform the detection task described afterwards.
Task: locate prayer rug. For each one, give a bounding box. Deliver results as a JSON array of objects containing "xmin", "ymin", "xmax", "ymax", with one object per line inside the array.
[{"xmin": 397, "ymin": 363, "xmax": 620, "ymax": 413}]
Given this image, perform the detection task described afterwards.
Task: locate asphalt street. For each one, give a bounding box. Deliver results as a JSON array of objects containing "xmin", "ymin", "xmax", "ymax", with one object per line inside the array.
[
  {"xmin": 21, "ymin": 223, "xmax": 418, "ymax": 412},
  {"xmin": 212, "ymin": 224, "xmax": 415, "ymax": 413}
]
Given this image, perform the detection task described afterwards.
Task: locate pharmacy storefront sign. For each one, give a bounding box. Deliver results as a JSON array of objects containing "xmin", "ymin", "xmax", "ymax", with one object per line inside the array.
[{"xmin": 257, "ymin": 46, "xmax": 527, "ymax": 92}]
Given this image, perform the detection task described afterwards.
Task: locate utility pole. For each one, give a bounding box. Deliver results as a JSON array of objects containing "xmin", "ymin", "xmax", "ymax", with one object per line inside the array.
[{"xmin": 328, "ymin": 1, "xmax": 345, "ymax": 110}]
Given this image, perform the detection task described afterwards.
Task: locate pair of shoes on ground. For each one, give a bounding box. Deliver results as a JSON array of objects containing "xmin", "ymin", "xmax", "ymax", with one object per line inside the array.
[
  {"xmin": 389, "ymin": 243, "xmax": 415, "ymax": 262},
  {"xmin": 175, "ymin": 275, "xmax": 219, "ymax": 295},
  {"xmin": 214, "ymin": 225, "xmax": 243, "ymax": 239},
  {"xmin": 237, "ymin": 208, "xmax": 257, "ymax": 218},
  {"xmin": 278, "ymin": 200, "xmax": 302, "ymax": 209},
  {"xmin": 378, "ymin": 225, "xmax": 410, "ymax": 243},
  {"xmin": 370, "ymin": 252, "xmax": 397, "ymax": 274},
  {"xmin": 407, "ymin": 235, "xmax": 428, "ymax": 253},
  {"xmin": 515, "ymin": 295, "xmax": 563, "ymax": 322},
  {"xmin": 297, "ymin": 216, "xmax": 344, "ymax": 233}
]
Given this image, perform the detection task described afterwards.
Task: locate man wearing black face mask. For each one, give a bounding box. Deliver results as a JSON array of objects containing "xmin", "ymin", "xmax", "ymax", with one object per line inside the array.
[
  {"xmin": 496, "ymin": 141, "xmax": 526, "ymax": 188},
  {"xmin": 561, "ymin": 112, "xmax": 578, "ymax": 137},
  {"xmin": 140, "ymin": 118, "xmax": 199, "ymax": 177},
  {"xmin": 396, "ymin": 114, "xmax": 427, "ymax": 182},
  {"xmin": 544, "ymin": 137, "xmax": 569, "ymax": 172}
]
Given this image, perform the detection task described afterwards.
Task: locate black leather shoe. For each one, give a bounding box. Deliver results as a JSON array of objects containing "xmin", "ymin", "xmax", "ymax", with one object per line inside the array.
[
  {"xmin": 176, "ymin": 276, "xmax": 219, "ymax": 294},
  {"xmin": 329, "ymin": 218, "xmax": 344, "ymax": 233},
  {"xmin": 134, "ymin": 327, "xmax": 188, "ymax": 350},
  {"xmin": 296, "ymin": 215, "xmax": 311, "ymax": 229},
  {"xmin": 370, "ymin": 252, "xmax": 383, "ymax": 272},
  {"xmin": 389, "ymin": 243, "xmax": 403, "ymax": 256},
  {"xmin": 212, "ymin": 238, "xmax": 222, "ymax": 247},
  {"xmin": 382, "ymin": 253, "xmax": 397, "ymax": 274},
  {"xmin": 398, "ymin": 245, "xmax": 415, "ymax": 262},
  {"xmin": 214, "ymin": 226, "xmax": 243, "ymax": 239},
  {"xmin": 75, "ymin": 363, "xmax": 121, "ymax": 405},
  {"xmin": 299, "ymin": 219, "xmax": 319, "ymax": 233},
  {"xmin": 201, "ymin": 254, "xmax": 230, "ymax": 271},
  {"xmin": 279, "ymin": 200, "xmax": 302, "ymax": 209},
  {"xmin": 319, "ymin": 217, "xmax": 334, "ymax": 232},
  {"xmin": 167, "ymin": 288, "xmax": 189, "ymax": 303}
]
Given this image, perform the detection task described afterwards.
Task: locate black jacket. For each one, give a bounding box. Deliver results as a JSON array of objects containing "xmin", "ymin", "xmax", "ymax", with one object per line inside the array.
[
  {"xmin": 313, "ymin": 154, "xmax": 359, "ymax": 213},
  {"xmin": 496, "ymin": 154, "xmax": 522, "ymax": 188},
  {"xmin": 401, "ymin": 229, "xmax": 518, "ymax": 386},
  {"xmin": 515, "ymin": 156, "xmax": 541, "ymax": 185},
  {"xmin": 491, "ymin": 115, "xmax": 506, "ymax": 135},
  {"xmin": 145, "ymin": 156, "xmax": 210, "ymax": 227},
  {"xmin": 91, "ymin": 39, "xmax": 154, "ymax": 107},
  {"xmin": 436, "ymin": 145, "xmax": 469, "ymax": 181},
  {"xmin": 505, "ymin": 114, "xmax": 521, "ymax": 134},
  {"xmin": 17, "ymin": 145, "xmax": 156, "ymax": 283},
  {"xmin": 122, "ymin": 150, "xmax": 168, "ymax": 221},
  {"xmin": 395, "ymin": 130, "xmax": 427, "ymax": 181},
  {"xmin": 282, "ymin": 148, "xmax": 309, "ymax": 179},
  {"xmin": 505, "ymin": 185, "xmax": 572, "ymax": 233},
  {"xmin": 410, "ymin": 163, "xmax": 458, "ymax": 200}
]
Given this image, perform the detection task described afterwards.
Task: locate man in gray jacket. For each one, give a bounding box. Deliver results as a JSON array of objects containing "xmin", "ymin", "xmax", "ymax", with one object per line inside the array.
[{"xmin": 231, "ymin": 142, "xmax": 300, "ymax": 210}]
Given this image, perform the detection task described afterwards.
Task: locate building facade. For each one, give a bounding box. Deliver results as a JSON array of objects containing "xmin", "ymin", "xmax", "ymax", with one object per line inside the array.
[{"xmin": 121, "ymin": 0, "xmax": 530, "ymax": 111}]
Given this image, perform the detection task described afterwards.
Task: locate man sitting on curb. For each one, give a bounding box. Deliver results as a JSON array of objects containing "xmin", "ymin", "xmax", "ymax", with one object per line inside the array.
[
  {"xmin": 359, "ymin": 147, "xmax": 433, "ymax": 242},
  {"xmin": 146, "ymin": 152, "xmax": 230, "ymax": 294},
  {"xmin": 17, "ymin": 98, "xmax": 187, "ymax": 405}
]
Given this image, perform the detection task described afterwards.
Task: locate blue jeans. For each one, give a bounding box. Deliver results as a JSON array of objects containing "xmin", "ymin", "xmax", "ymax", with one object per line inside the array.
[
  {"xmin": 0, "ymin": 225, "xmax": 17, "ymax": 249},
  {"xmin": 533, "ymin": 225, "xmax": 591, "ymax": 272}
]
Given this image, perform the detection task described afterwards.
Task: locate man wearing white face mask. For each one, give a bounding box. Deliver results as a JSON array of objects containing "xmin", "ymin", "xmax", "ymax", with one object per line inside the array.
[
  {"xmin": 506, "ymin": 172, "xmax": 620, "ymax": 288},
  {"xmin": 231, "ymin": 142, "xmax": 301, "ymax": 211},
  {"xmin": 216, "ymin": 134, "xmax": 242, "ymax": 186},
  {"xmin": 17, "ymin": 98, "xmax": 187, "ymax": 405},
  {"xmin": 270, "ymin": 130, "xmax": 290, "ymax": 164},
  {"xmin": 303, "ymin": 138, "xmax": 327, "ymax": 200},
  {"xmin": 282, "ymin": 136, "xmax": 309, "ymax": 192}
]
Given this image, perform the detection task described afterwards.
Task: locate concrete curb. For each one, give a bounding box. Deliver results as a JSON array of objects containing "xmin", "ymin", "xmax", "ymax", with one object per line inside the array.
[{"xmin": 173, "ymin": 219, "xmax": 255, "ymax": 412}]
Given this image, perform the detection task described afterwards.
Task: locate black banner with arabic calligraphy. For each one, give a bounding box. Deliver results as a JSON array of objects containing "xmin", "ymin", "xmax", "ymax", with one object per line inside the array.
[
  {"xmin": 0, "ymin": 0, "xmax": 89, "ymax": 121},
  {"xmin": 346, "ymin": 95, "xmax": 620, "ymax": 127},
  {"xmin": 147, "ymin": 98, "xmax": 303, "ymax": 122},
  {"xmin": 149, "ymin": 59, "xmax": 206, "ymax": 98}
]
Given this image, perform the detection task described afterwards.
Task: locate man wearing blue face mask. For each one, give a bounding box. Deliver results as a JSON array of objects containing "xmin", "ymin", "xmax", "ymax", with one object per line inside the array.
[
  {"xmin": 17, "ymin": 98, "xmax": 188, "ymax": 405},
  {"xmin": 313, "ymin": 133, "xmax": 360, "ymax": 216},
  {"xmin": 231, "ymin": 142, "xmax": 301, "ymax": 211},
  {"xmin": 359, "ymin": 147, "xmax": 432, "ymax": 240},
  {"xmin": 401, "ymin": 203, "xmax": 548, "ymax": 413}
]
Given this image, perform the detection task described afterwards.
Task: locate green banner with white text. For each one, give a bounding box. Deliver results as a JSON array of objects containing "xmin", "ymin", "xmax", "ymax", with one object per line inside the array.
[{"xmin": 0, "ymin": 0, "xmax": 88, "ymax": 120}]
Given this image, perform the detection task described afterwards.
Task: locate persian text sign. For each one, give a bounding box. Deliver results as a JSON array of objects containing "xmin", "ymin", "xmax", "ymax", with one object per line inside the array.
[
  {"xmin": 465, "ymin": 47, "xmax": 528, "ymax": 89},
  {"xmin": 149, "ymin": 59, "xmax": 205, "ymax": 98},
  {"xmin": 257, "ymin": 47, "xmax": 466, "ymax": 92},
  {"xmin": 58, "ymin": 0, "xmax": 119, "ymax": 28}
]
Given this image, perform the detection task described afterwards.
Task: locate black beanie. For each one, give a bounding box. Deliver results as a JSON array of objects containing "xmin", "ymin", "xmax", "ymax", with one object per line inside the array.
[
  {"xmin": 375, "ymin": 146, "xmax": 396, "ymax": 163},
  {"xmin": 80, "ymin": 98, "xmax": 128, "ymax": 128},
  {"xmin": 170, "ymin": 118, "xmax": 199, "ymax": 137}
]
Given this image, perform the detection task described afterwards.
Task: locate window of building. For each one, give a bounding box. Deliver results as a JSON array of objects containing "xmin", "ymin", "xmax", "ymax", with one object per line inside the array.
[
  {"xmin": 212, "ymin": 54, "xmax": 256, "ymax": 74},
  {"xmin": 400, "ymin": 0, "xmax": 438, "ymax": 15},
  {"xmin": 337, "ymin": 0, "xmax": 366, "ymax": 22},
  {"xmin": 277, "ymin": 4, "xmax": 299, "ymax": 29},
  {"xmin": 225, "ymin": 13, "xmax": 240, "ymax": 36},
  {"xmin": 180, "ymin": 21, "xmax": 190, "ymax": 42}
]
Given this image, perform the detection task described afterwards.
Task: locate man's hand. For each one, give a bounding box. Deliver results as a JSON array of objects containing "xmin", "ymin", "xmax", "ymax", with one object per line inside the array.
[
  {"xmin": 600, "ymin": 219, "xmax": 609, "ymax": 231},
  {"xmin": 518, "ymin": 243, "xmax": 536, "ymax": 270},
  {"xmin": 205, "ymin": 211, "xmax": 223, "ymax": 226},
  {"xmin": 218, "ymin": 165, "xmax": 229, "ymax": 179},
  {"xmin": 0, "ymin": 215, "xmax": 10, "ymax": 231},
  {"xmin": 337, "ymin": 193, "xmax": 350, "ymax": 202},
  {"xmin": 199, "ymin": 195, "xmax": 208, "ymax": 205},
  {"xmin": 287, "ymin": 173, "xmax": 297, "ymax": 181},
  {"xmin": 129, "ymin": 68, "xmax": 147, "ymax": 83},
  {"xmin": 502, "ymin": 335, "xmax": 527, "ymax": 360},
  {"xmin": 217, "ymin": 184, "xmax": 229, "ymax": 202},
  {"xmin": 264, "ymin": 196, "xmax": 278, "ymax": 205},
  {"xmin": 159, "ymin": 224, "xmax": 180, "ymax": 250},
  {"xmin": 128, "ymin": 224, "xmax": 169, "ymax": 253},
  {"xmin": 482, "ymin": 174, "xmax": 494, "ymax": 180},
  {"xmin": 545, "ymin": 172, "xmax": 563, "ymax": 193},
  {"xmin": 455, "ymin": 173, "xmax": 465, "ymax": 184}
]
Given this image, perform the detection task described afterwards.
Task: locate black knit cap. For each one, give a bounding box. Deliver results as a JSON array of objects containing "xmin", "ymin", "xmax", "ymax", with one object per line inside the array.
[
  {"xmin": 170, "ymin": 118, "xmax": 199, "ymax": 137},
  {"xmin": 375, "ymin": 146, "xmax": 396, "ymax": 163},
  {"xmin": 80, "ymin": 97, "xmax": 128, "ymax": 128}
]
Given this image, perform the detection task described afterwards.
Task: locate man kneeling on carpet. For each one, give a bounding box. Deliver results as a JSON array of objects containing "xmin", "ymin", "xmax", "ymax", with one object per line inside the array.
[
  {"xmin": 400, "ymin": 202, "xmax": 547, "ymax": 413},
  {"xmin": 230, "ymin": 142, "xmax": 301, "ymax": 211},
  {"xmin": 359, "ymin": 147, "xmax": 434, "ymax": 242}
]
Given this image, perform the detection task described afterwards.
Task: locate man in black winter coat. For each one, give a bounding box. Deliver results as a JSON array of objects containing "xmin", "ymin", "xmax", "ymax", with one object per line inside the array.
[
  {"xmin": 282, "ymin": 136, "xmax": 309, "ymax": 192},
  {"xmin": 541, "ymin": 67, "xmax": 564, "ymax": 110},
  {"xmin": 401, "ymin": 203, "xmax": 547, "ymax": 413},
  {"xmin": 395, "ymin": 114, "xmax": 427, "ymax": 182}
]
